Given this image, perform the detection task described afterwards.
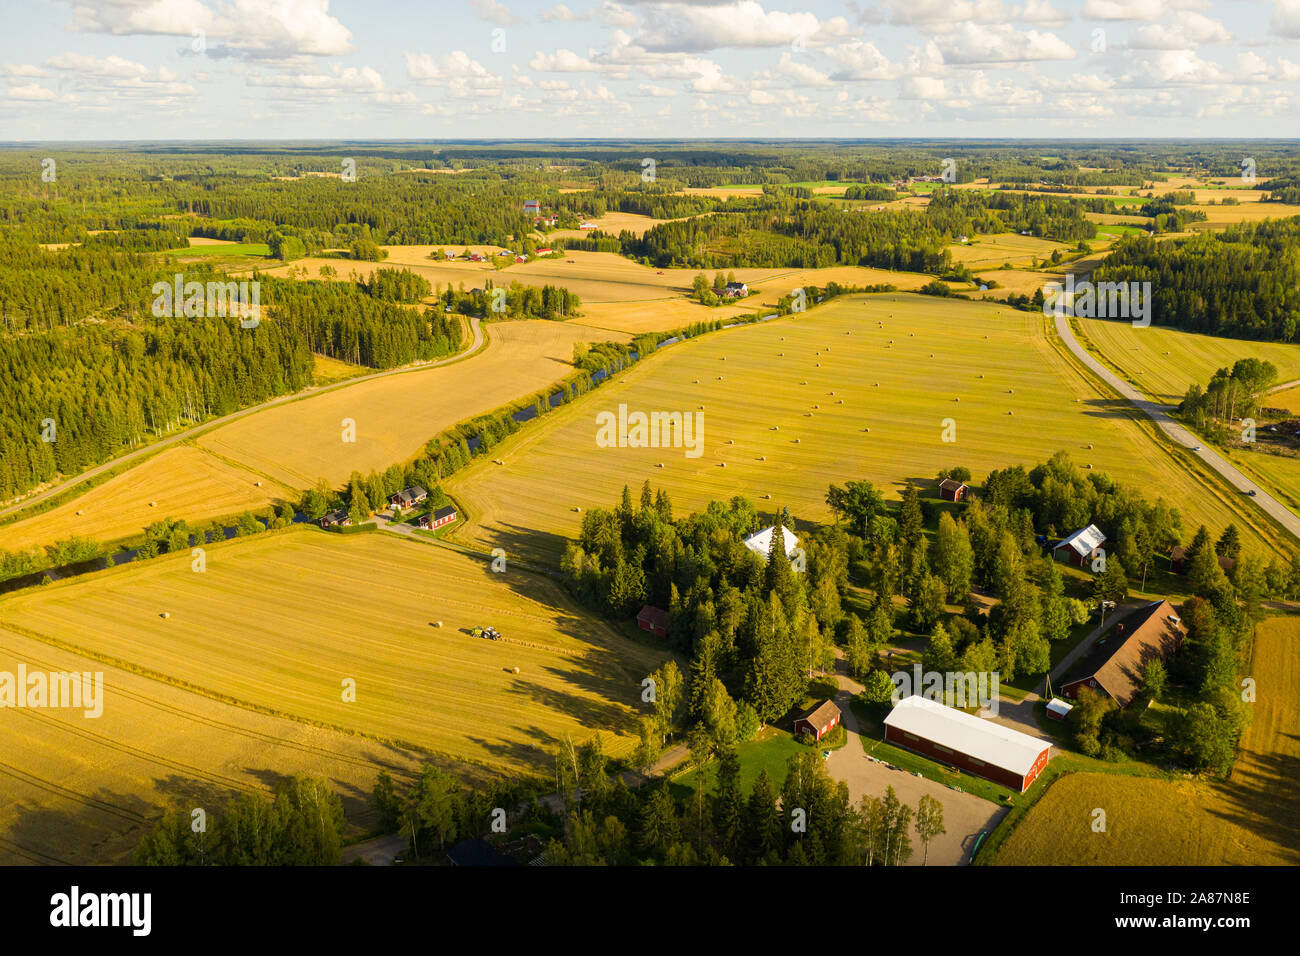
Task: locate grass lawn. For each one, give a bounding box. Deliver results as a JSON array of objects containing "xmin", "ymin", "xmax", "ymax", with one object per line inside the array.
[{"xmin": 670, "ymin": 728, "xmax": 806, "ymax": 797}]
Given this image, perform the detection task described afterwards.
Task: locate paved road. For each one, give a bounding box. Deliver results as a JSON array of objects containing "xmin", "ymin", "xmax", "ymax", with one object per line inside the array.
[
  {"xmin": 1054, "ymin": 312, "xmax": 1300, "ymax": 542},
  {"xmin": 0, "ymin": 316, "xmax": 484, "ymax": 520},
  {"xmin": 825, "ymin": 664, "xmax": 1006, "ymax": 866}
]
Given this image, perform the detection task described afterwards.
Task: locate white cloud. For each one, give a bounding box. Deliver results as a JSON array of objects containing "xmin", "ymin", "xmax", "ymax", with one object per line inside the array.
[
  {"xmin": 1081, "ymin": 0, "xmax": 1207, "ymax": 21},
  {"xmin": 932, "ymin": 23, "xmax": 1076, "ymax": 64},
  {"xmin": 1128, "ymin": 13, "xmax": 1232, "ymax": 50},
  {"xmin": 247, "ymin": 65, "xmax": 384, "ymax": 92},
  {"xmin": 470, "ymin": 0, "xmax": 526, "ymax": 26},
  {"xmin": 404, "ymin": 50, "xmax": 504, "ymax": 95},
  {"xmin": 824, "ymin": 39, "xmax": 898, "ymax": 80},
  {"xmin": 530, "ymin": 49, "xmax": 603, "ymax": 72},
  {"xmin": 56, "ymin": 0, "xmax": 354, "ymax": 59},
  {"xmin": 633, "ymin": 1, "xmax": 823, "ymax": 53},
  {"xmin": 1272, "ymin": 0, "xmax": 1300, "ymax": 39}
]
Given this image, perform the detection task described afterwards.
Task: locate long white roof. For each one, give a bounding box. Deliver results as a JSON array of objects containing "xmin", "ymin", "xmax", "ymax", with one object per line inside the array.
[
  {"xmin": 884, "ymin": 695, "xmax": 1049, "ymax": 776},
  {"xmin": 1055, "ymin": 523, "xmax": 1105, "ymax": 556},
  {"xmin": 743, "ymin": 525, "xmax": 799, "ymax": 558}
]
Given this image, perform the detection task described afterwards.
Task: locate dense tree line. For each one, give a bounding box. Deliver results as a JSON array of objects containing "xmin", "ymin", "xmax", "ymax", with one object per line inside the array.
[
  {"xmin": 1093, "ymin": 220, "xmax": 1300, "ymax": 340},
  {"xmin": 136, "ymin": 775, "xmax": 347, "ymax": 865}
]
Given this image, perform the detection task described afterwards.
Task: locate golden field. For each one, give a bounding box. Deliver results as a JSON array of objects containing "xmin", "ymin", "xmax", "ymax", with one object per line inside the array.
[
  {"xmin": 441, "ymin": 292, "xmax": 1279, "ymax": 566},
  {"xmin": 0, "ymin": 446, "xmax": 294, "ymax": 553},
  {"xmin": 995, "ymin": 614, "xmax": 1300, "ymax": 865},
  {"xmin": 0, "ymin": 528, "xmax": 670, "ymax": 779},
  {"xmin": 1073, "ymin": 318, "xmax": 1300, "ymax": 406},
  {"xmin": 197, "ymin": 320, "xmax": 624, "ymax": 490},
  {"xmin": 0, "ymin": 625, "xmax": 429, "ymax": 865}
]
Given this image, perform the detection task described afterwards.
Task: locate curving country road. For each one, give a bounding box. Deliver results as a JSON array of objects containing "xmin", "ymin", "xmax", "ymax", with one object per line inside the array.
[
  {"xmin": 0, "ymin": 316, "xmax": 484, "ymax": 521},
  {"xmin": 1053, "ymin": 312, "xmax": 1300, "ymax": 542}
]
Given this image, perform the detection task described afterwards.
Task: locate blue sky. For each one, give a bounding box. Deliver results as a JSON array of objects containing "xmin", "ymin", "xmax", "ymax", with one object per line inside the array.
[{"xmin": 1, "ymin": 0, "xmax": 1299, "ymax": 140}]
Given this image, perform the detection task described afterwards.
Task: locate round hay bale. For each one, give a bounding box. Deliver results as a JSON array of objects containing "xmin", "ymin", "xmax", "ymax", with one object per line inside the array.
[
  {"xmin": 794, "ymin": 438, "xmax": 801, "ymax": 444},
  {"xmin": 717, "ymin": 376, "xmax": 724, "ymax": 380},
  {"xmin": 1008, "ymin": 410, "xmax": 1014, "ymax": 416},
  {"xmin": 813, "ymin": 404, "xmax": 820, "ymax": 409},
  {"xmin": 1008, "ymin": 388, "xmax": 1014, "ymax": 394},
  {"xmin": 816, "ymin": 363, "xmax": 821, "ymax": 368},
  {"xmin": 762, "ymin": 493, "xmax": 772, "ymax": 499},
  {"xmin": 149, "ymin": 501, "xmax": 157, "ymax": 507},
  {"xmin": 954, "ymin": 397, "xmax": 959, "ymax": 402},
  {"xmin": 719, "ymin": 462, "xmax": 726, "ymax": 468},
  {"xmin": 698, "ymin": 405, "xmax": 704, "ymax": 410},
  {"xmin": 1087, "ymin": 443, "xmax": 1093, "ymax": 449},
  {"xmin": 76, "ymin": 510, "xmax": 83, "ymax": 516},
  {"xmin": 160, "ymin": 611, "xmax": 170, "ymax": 619},
  {"xmin": 727, "ymin": 438, "xmax": 734, "ymax": 444},
  {"xmin": 656, "ymin": 462, "xmax": 665, "ymax": 468},
  {"xmin": 512, "ymin": 666, "xmax": 520, "ymax": 674},
  {"xmin": 864, "ymin": 427, "xmax": 870, "ymax": 433},
  {"xmin": 433, "ymin": 621, "xmax": 443, "ymax": 628},
  {"xmin": 837, "ymin": 399, "xmax": 844, "ymax": 404},
  {"xmin": 772, "ymin": 425, "xmax": 779, "ymax": 431},
  {"xmin": 573, "ymin": 506, "xmax": 582, "ymax": 512},
  {"xmin": 254, "ymin": 481, "xmax": 262, "ymax": 487},
  {"xmin": 759, "ymin": 455, "xmax": 766, "ymax": 461}
]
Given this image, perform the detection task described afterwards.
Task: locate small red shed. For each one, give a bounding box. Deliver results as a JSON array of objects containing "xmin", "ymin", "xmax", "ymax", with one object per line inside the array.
[
  {"xmin": 636, "ymin": 604, "xmax": 669, "ymax": 638},
  {"xmin": 795, "ymin": 700, "xmax": 842, "ymax": 741}
]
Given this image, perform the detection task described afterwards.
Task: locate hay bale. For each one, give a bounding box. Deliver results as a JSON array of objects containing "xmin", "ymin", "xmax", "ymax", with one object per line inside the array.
[
  {"xmin": 254, "ymin": 481, "xmax": 262, "ymax": 487},
  {"xmin": 433, "ymin": 621, "xmax": 443, "ymax": 628},
  {"xmin": 512, "ymin": 666, "xmax": 520, "ymax": 674},
  {"xmin": 573, "ymin": 506, "xmax": 582, "ymax": 512},
  {"xmin": 149, "ymin": 501, "xmax": 157, "ymax": 507},
  {"xmin": 160, "ymin": 611, "xmax": 170, "ymax": 619},
  {"xmin": 719, "ymin": 462, "xmax": 726, "ymax": 468},
  {"xmin": 656, "ymin": 462, "xmax": 665, "ymax": 468},
  {"xmin": 75, "ymin": 510, "xmax": 83, "ymax": 516}
]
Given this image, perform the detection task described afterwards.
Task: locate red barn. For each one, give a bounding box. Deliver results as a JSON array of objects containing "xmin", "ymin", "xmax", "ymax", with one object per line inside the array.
[
  {"xmin": 636, "ymin": 604, "xmax": 669, "ymax": 638},
  {"xmin": 795, "ymin": 700, "xmax": 841, "ymax": 741},
  {"xmin": 938, "ymin": 478, "xmax": 968, "ymax": 502},
  {"xmin": 419, "ymin": 505, "xmax": 458, "ymax": 531},
  {"xmin": 883, "ymin": 695, "xmax": 1051, "ymax": 793}
]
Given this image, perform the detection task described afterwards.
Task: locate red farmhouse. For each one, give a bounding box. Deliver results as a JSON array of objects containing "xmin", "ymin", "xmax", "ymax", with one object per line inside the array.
[
  {"xmin": 795, "ymin": 700, "xmax": 841, "ymax": 741},
  {"xmin": 419, "ymin": 506, "xmax": 458, "ymax": 531}
]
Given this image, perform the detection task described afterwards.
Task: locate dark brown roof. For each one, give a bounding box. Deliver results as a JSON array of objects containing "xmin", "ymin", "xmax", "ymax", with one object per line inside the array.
[
  {"xmin": 637, "ymin": 604, "xmax": 669, "ymax": 629},
  {"xmin": 432, "ymin": 505, "xmax": 456, "ymax": 520},
  {"xmin": 1068, "ymin": 599, "xmax": 1184, "ymax": 707},
  {"xmin": 798, "ymin": 699, "xmax": 841, "ymax": 730},
  {"xmin": 938, "ymin": 478, "xmax": 967, "ymax": 492}
]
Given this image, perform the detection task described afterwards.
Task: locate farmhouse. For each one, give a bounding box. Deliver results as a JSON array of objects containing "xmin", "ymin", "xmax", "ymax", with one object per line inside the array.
[
  {"xmin": 723, "ymin": 281, "xmax": 749, "ymax": 298},
  {"xmin": 522, "ymin": 199, "xmax": 541, "ymax": 216},
  {"xmin": 1053, "ymin": 523, "xmax": 1106, "ymax": 567},
  {"xmin": 419, "ymin": 505, "xmax": 458, "ymax": 531},
  {"xmin": 637, "ymin": 604, "xmax": 669, "ymax": 638},
  {"xmin": 795, "ymin": 700, "xmax": 841, "ymax": 741},
  {"xmin": 1059, "ymin": 599, "xmax": 1184, "ymax": 708},
  {"xmin": 536, "ymin": 247, "xmax": 554, "ymax": 255},
  {"xmin": 390, "ymin": 486, "xmax": 428, "ymax": 510},
  {"xmin": 883, "ymin": 695, "xmax": 1052, "ymax": 793},
  {"xmin": 319, "ymin": 509, "xmax": 351, "ymax": 529},
  {"xmin": 938, "ymin": 478, "xmax": 968, "ymax": 502},
  {"xmin": 743, "ymin": 525, "xmax": 799, "ymax": 559}
]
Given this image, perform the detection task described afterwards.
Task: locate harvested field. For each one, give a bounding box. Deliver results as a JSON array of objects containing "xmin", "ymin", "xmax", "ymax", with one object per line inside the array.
[
  {"xmin": 0, "ymin": 446, "xmax": 293, "ymax": 553},
  {"xmin": 0, "ymin": 528, "xmax": 671, "ymax": 779},
  {"xmin": 441, "ymin": 292, "xmax": 1271, "ymax": 566}
]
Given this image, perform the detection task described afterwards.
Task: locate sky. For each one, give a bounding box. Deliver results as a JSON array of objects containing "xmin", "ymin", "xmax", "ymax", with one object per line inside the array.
[{"xmin": 1, "ymin": 0, "xmax": 1299, "ymax": 140}]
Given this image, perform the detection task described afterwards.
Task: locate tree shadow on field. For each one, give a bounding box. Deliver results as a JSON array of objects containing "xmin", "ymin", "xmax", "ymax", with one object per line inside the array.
[
  {"xmin": 480, "ymin": 521, "xmax": 569, "ymax": 570},
  {"xmin": 1205, "ymin": 738, "xmax": 1300, "ymax": 864},
  {"xmin": 1077, "ymin": 397, "xmax": 1141, "ymax": 419},
  {"xmin": 464, "ymin": 725, "xmax": 555, "ymax": 773},
  {"xmin": 1, "ymin": 783, "xmax": 160, "ymax": 865}
]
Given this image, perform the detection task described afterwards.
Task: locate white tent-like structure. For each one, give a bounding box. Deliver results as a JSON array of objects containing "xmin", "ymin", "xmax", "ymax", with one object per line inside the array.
[{"xmin": 743, "ymin": 525, "xmax": 799, "ymax": 559}]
